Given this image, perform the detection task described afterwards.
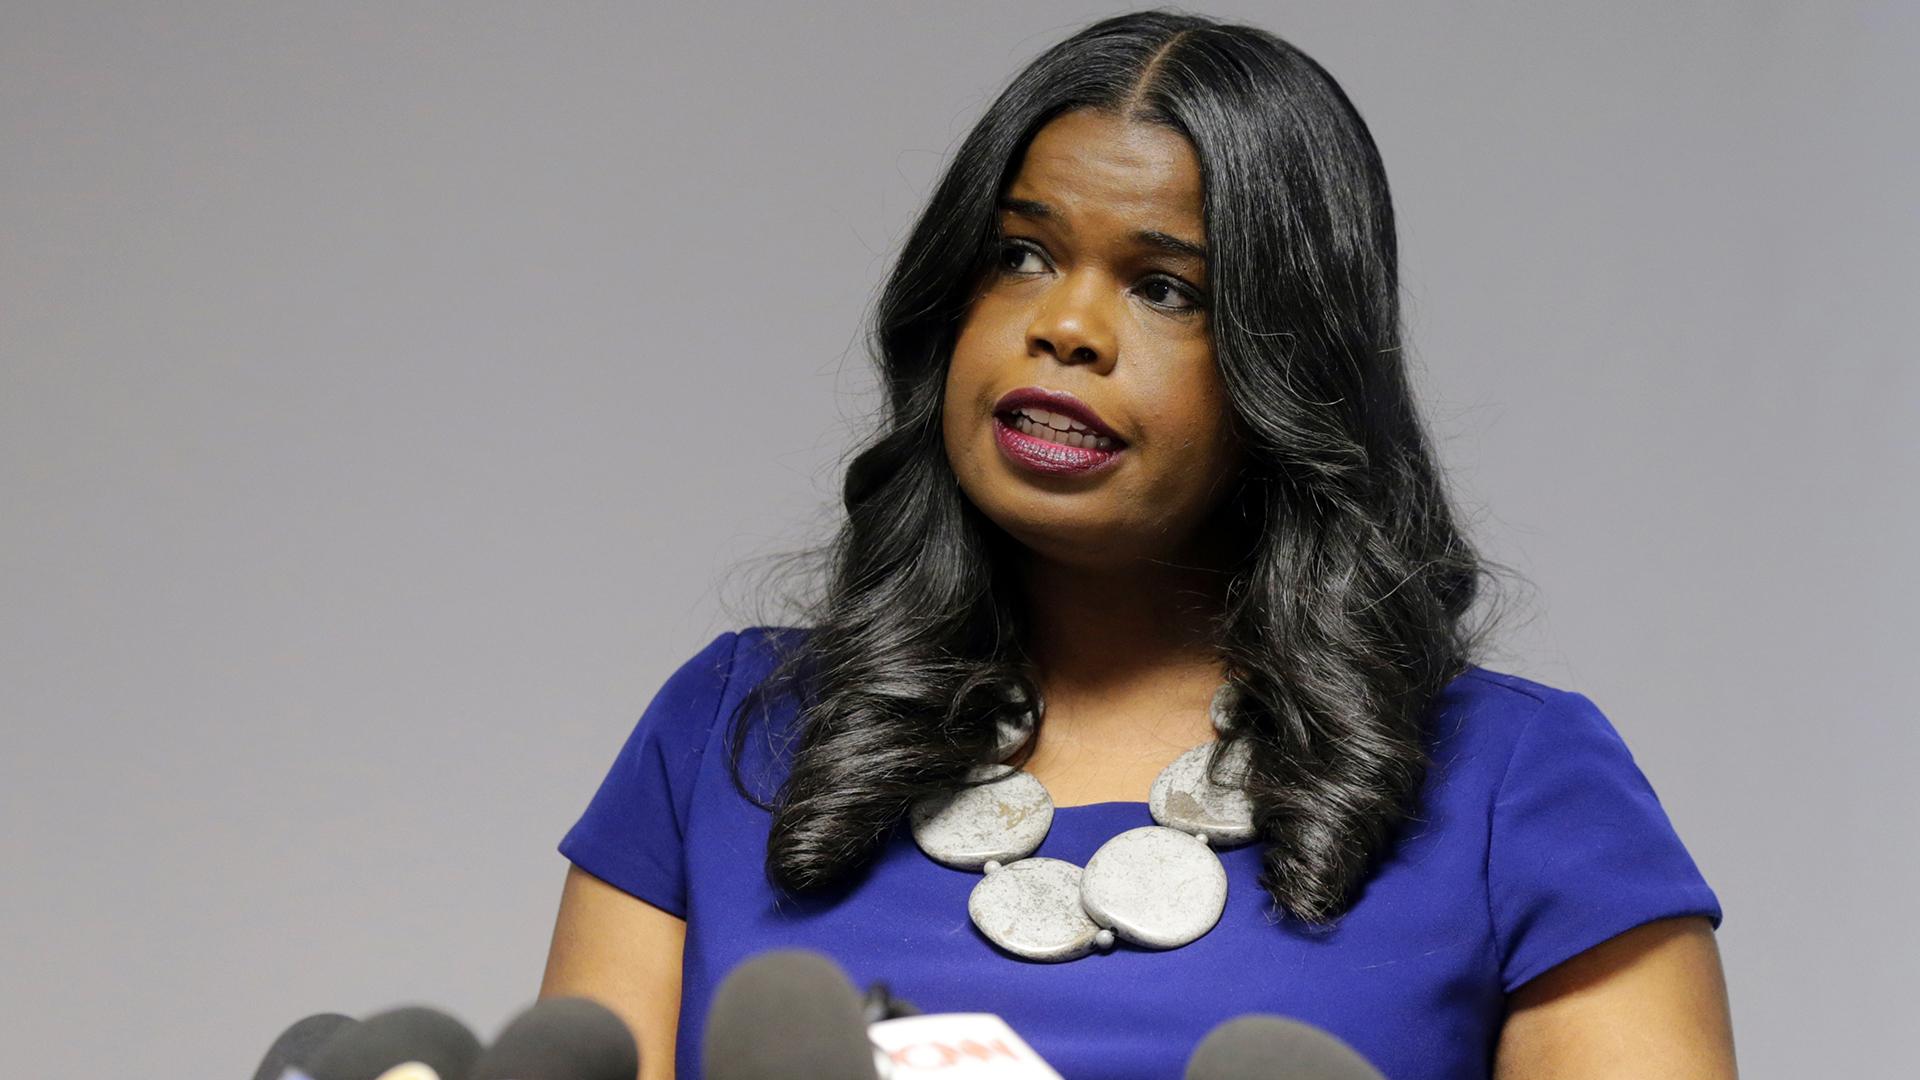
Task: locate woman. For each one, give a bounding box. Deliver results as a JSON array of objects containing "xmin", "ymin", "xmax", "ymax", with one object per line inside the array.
[{"xmin": 540, "ymin": 10, "xmax": 1736, "ymax": 1079}]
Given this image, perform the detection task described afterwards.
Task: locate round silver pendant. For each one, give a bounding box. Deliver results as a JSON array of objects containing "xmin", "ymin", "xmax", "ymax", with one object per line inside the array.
[
  {"xmin": 909, "ymin": 764, "xmax": 1053, "ymax": 870},
  {"xmin": 1148, "ymin": 739, "xmax": 1258, "ymax": 846},
  {"xmin": 967, "ymin": 857, "xmax": 1112, "ymax": 962},
  {"xmin": 1079, "ymin": 825, "xmax": 1228, "ymax": 949}
]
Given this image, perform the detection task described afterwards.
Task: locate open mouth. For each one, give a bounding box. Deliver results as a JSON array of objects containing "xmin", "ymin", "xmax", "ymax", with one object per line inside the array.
[
  {"xmin": 991, "ymin": 411, "xmax": 1126, "ymax": 476},
  {"xmin": 994, "ymin": 406, "xmax": 1125, "ymax": 451}
]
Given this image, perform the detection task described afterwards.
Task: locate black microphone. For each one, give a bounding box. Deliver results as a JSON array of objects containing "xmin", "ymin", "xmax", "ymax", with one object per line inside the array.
[
  {"xmin": 304, "ymin": 1005, "xmax": 484, "ymax": 1080},
  {"xmin": 1184, "ymin": 1015, "xmax": 1385, "ymax": 1080},
  {"xmin": 472, "ymin": 997, "xmax": 639, "ymax": 1080},
  {"xmin": 251, "ymin": 1014, "xmax": 359, "ymax": 1080},
  {"xmin": 701, "ymin": 948, "xmax": 881, "ymax": 1079}
]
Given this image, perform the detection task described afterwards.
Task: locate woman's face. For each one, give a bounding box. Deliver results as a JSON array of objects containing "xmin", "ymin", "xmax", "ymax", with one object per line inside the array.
[{"xmin": 943, "ymin": 108, "xmax": 1243, "ymax": 573}]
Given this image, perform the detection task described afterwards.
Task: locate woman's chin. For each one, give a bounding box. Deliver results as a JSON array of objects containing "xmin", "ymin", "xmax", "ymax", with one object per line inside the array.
[{"xmin": 990, "ymin": 515, "xmax": 1143, "ymax": 570}]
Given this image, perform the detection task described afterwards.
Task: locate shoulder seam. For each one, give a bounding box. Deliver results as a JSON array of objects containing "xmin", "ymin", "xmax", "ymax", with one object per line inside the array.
[
  {"xmin": 715, "ymin": 629, "xmax": 746, "ymax": 729},
  {"xmin": 1484, "ymin": 687, "xmax": 1558, "ymax": 971},
  {"xmin": 683, "ymin": 629, "xmax": 745, "ymax": 779},
  {"xmin": 677, "ymin": 629, "xmax": 745, "ymax": 859},
  {"xmin": 1460, "ymin": 667, "xmax": 1552, "ymax": 706}
]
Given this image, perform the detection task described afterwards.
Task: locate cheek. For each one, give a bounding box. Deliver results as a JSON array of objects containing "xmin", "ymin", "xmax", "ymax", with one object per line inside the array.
[
  {"xmin": 939, "ymin": 380, "xmax": 971, "ymax": 475},
  {"xmin": 944, "ymin": 304, "xmax": 1014, "ymax": 426},
  {"xmin": 1146, "ymin": 373, "xmax": 1239, "ymax": 487},
  {"xmin": 941, "ymin": 321, "xmax": 993, "ymax": 473},
  {"xmin": 951, "ymin": 296, "xmax": 1016, "ymax": 372}
]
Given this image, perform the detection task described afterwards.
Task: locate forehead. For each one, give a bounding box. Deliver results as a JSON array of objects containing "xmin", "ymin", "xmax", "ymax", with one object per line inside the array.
[{"xmin": 1004, "ymin": 109, "xmax": 1204, "ymax": 230}]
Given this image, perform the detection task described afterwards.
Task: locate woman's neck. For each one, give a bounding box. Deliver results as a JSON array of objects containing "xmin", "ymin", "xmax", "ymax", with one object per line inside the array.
[{"xmin": 1016, "ymin": 552, "xmax": 1233, "ymax": 742}]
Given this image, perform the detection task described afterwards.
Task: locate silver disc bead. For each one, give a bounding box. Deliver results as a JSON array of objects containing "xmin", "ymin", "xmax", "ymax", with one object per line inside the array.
[
  {"xmin": 1148, "ymin": 739, "xmax": 1258, "ymax": 846},
  {"xmin": 1079, "ymin": 825, "xmax": 1229, "ymax": 949},
  {"xmin": 968, "ymin": 857, "xmax": 1107, "ymax": 962},
  {"xmin": 909, "ymin": 764, "xmax": 1053, "ymax": 870}
]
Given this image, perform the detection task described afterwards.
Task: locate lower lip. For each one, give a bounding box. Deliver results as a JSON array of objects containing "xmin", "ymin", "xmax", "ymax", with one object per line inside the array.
[{"xmin": 992, "ymin": 414, "xmax": 1126, "ymax": 476}]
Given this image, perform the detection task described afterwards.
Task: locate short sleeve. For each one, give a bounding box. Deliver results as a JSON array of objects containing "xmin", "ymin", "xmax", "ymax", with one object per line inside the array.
[
  {"xmin": 558, "ymin": 630, "xmax": 742, "ymax": 918},
  {"xmin": 1487, "ymin": 688, "xmax": 1723, "ymax": 993}
]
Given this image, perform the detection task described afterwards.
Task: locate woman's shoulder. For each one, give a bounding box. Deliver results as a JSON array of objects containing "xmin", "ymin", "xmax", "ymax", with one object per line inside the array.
[
  {"xmin": 657, "ymin": 624, "xmax": 809, "ymax": 688},
  {"xmin": 1440, "ymin": 661, "xmax": 1576, "ymax": 718},
  {"xmin": 731, "ymin": 623, "xmax": 812, "ymax": 658},
  {"xmin": 1436, "ymin": 664, "xmax": 1726, "ymax": 986},
  {"xmin": 1423, "ymin": 662, "xmax": 1647, "ymax": 785},
  {"xmin": 721, "ymin": 624, "xmax": 812, "ymax": 693},
  {"xmin": 700, "ymin": 624, "xmax": 815, "ymax": 725}
]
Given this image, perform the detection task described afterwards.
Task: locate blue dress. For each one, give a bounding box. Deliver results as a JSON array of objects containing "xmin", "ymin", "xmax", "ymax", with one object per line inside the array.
[{"xmin": 559, "ymin": 626, "xmax": 1722, "ymax": 1079}]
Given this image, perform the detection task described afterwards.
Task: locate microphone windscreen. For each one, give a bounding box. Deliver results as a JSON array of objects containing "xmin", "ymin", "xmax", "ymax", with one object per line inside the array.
[
  {"xmin": 307, "ymin": 1005, "xmax": 483, "ymax": 1080},
  {"xmin": 472, "ymin": 996, "xmax": 639, "ymax": 1080},
  {"xmin": 701, "ymin": 948, "xmax": 878, "ymax": 1080},
  {"xmin": 1184, "ymin": 1014, "xmax": 1385, "ymax": 1080},
  {"xmin": 251, "ymin": 1014, "xmax": 358, "ymax": 1080}
]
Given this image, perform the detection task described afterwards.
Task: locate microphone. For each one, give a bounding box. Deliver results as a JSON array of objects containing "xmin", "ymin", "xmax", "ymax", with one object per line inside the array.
[
  {"xmin": 701, "ymin": 948, "xmax": 881, "ymax": 1079},
  {"xmin": 1184, "ymin": 1015, "xmax": 1385, "ymax": 1080},
  {"xmin": 703, "ymin": 948, "xmax": 1064, "ymax": 1078},
  {"xmin": 251, "ymin": 1014, "xmax": 358, "ymax": 1080},
  {"xmin": 472, "ymin": 997, "xmax": 640, "ymax": 1080},
  {"xmin": 305, "ymin": 1005, "xmax": 484, "ymax": 1080}
]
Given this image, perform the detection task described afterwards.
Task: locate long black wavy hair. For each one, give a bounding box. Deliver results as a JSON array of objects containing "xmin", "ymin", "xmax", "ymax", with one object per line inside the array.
[{"xmin": 719, "ymin": 7, "xmax": 1517, "ymax": 928}]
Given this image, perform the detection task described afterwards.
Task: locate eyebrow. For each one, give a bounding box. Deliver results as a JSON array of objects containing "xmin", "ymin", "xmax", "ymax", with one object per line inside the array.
[{"xmin": 998, "ymin": 196, "xmax": 1208, "ymax": 265}]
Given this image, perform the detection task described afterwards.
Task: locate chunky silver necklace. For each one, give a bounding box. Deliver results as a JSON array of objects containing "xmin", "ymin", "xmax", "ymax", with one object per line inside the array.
[{"xmin": 908, "ymin": 683, "xmax": 1256, "ymax": 962}]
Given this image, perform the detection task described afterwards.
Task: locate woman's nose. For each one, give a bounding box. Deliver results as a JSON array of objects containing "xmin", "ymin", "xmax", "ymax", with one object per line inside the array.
[{"xmin": 1025, "ymin": 273, "xmax": 1117, "ymax": 374}]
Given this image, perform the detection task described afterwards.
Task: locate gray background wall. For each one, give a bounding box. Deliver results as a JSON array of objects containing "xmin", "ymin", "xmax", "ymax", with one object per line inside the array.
[{"xmin": 3, "ymin": 3, "xmax": 1912, "ymax": 1077}]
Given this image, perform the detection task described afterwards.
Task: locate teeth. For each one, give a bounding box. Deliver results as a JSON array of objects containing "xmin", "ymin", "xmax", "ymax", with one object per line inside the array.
[
  {"xmin": 1018, "ymin": 407, "xmax": 1090, "ymax": 434},
  {"xmin": 1011, "ymin": 413, "xmax": 1117, "ymax": 450}
]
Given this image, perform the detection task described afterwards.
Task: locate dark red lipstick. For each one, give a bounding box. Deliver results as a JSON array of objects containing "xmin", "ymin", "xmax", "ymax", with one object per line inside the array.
[{"xmin": 991, "ymin": 386, "xmax": 1127, "ymax": 477}]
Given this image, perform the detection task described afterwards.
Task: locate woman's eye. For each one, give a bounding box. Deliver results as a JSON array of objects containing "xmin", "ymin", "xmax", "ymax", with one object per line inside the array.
[
  {"xmin": 998, "ymin": 240, "xmax": 1045, "ymax": 274},
  {"xmin": 1141, "ymin": 277, "xmax": 1204, "ymax": 314}
]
